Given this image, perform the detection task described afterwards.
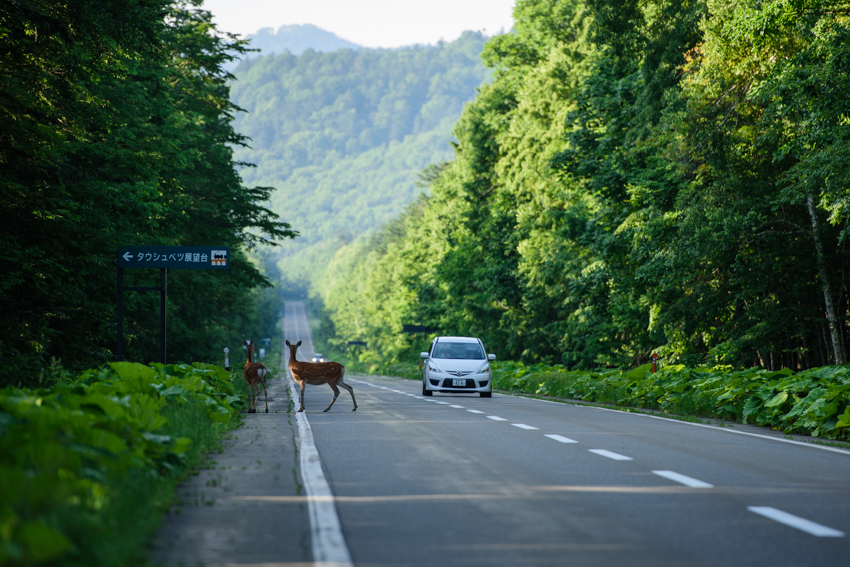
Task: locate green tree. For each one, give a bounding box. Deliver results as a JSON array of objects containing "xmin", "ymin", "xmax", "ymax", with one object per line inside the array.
[{"xmin": 0, "ymin": 0, "xmax": 295, "ymax": 386}]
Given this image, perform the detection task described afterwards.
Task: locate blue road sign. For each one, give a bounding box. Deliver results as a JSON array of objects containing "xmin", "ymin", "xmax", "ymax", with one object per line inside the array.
[{"xmin": 118, "ymin": 246, "xmax": 230, "ymax": 269}]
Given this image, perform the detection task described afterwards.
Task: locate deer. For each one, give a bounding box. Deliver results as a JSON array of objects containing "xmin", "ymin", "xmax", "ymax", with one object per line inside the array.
[
  {"xmin": 243, "ymin": 339, "xmax": 268, "ymax": 413},
  {"xmin": 286, "ymin": 340, "xmax": 356, "ymax": 412}
]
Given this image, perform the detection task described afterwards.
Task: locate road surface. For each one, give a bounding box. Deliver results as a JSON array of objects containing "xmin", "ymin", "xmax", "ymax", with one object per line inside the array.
[
  {"xmin": 288, "ymin": 303, "xmax": 850, "ymax": 567},
  {"xmin": 156, "ymin": 301, "xmax": 850, "ymax": 566}
]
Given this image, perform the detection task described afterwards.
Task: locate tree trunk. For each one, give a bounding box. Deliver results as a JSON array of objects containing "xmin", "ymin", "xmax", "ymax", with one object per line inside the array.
[{"xmin": 806, "ymin": 194, "xmax": 845, "ymax": 365}]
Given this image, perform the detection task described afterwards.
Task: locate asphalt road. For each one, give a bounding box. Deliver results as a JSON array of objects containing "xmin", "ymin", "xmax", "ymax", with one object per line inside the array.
[
  {"xmin": 284, "ymin": 302, "xmax": 850, "ymax": 567},
  {"xmin": 154, "ymin": 301, "xmax": 850, "ymax": 566}
]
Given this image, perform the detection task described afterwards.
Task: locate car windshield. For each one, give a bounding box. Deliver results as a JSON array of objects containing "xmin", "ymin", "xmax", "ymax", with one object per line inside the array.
[{"xmin": 432, "ymin": 342, "xmax": 485, "ymax": 360}]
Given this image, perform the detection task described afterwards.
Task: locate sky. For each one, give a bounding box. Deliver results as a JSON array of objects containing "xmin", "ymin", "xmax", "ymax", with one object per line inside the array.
[{"xmin": 201, "ymin": 0, "xmax": 517, "ymax": 48}]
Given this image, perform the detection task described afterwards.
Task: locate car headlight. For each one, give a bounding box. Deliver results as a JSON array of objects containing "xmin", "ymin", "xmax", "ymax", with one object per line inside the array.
[
  {"xmin": 477, "ymin": 363, "xmax": 491, "ymax": 374},
  {"xmin": 427, "ymin": 363, "xmax": 444, "ymax": 373}
]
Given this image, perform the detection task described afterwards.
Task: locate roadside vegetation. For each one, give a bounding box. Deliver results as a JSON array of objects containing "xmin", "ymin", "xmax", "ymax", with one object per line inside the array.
[
  {"xmin": 492, "ymin": 361, "xmax": 850, "ymax": 441},
  {"xmin": 336, "ymin": 349, "xmax": 850, "ymax": 442},
  {"xmin": 0, "ymin": 361, "xmax": 243, "ymax": 566}
]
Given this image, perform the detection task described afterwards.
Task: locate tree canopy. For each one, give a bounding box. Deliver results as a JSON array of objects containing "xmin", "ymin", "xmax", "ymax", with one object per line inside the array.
[
  {"xmin": 0, "ymin": 0, "xmax": 295, "ymax": 386},
  {"xmin": 317, "ymin": 0, "xmax": 850, "ymax": 371}
]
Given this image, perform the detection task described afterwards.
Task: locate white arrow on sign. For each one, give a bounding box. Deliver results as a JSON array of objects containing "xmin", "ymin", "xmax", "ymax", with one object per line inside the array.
[{"xmin": 122, "ymin": 252, "xmax": 133, "ymax": 262}]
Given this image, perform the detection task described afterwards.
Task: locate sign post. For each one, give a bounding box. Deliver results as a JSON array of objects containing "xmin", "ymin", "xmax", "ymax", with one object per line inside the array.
[{"xmin": 118, "ymin": 246, "xmax": 229, "ymax": 363}]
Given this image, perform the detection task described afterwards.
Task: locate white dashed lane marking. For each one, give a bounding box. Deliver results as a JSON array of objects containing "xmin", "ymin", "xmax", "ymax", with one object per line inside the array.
[
  {"xmin": 544, "ymin": 434, "xmax": 578, "ymax": 444},
  {"xmin": 450, "ymin": 405, "xmax": 465, "ymax": 408},
  {"xmin": 435, "ymin": 401, "xmax": 449, "ymax": 405},
  {"xmin": 652, "ymin": 470, "xmax": 713, "ymax": 488},
  {"xmin": 748, "ymin": 507, "xmax": 844, "ymax": 537},
  {"xmin": 512, "ymin": 423, "xmax": 539, "ymax": 430},
  {"xmin": 487, "ymin": 416, "xmax": 507, "ymax": 421},
  {"xmin": 467, "ymin": 410, "xmax": 484, "ymax": 414},
  {"xmin": 589, "ymin": 449, "xmax": 633, "ymax": 461}
]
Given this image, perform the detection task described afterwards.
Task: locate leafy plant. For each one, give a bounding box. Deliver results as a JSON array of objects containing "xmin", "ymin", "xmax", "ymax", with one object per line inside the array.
[
  {"xmin": 490, "ymin": 360, "xmax": 850, "ymax": 440},
  {"xmin": 0, "ymin": 361, "xmax": 241, "ymax": 566}
]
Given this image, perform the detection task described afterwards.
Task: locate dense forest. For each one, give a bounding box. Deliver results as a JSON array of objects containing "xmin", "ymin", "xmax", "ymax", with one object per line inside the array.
[
  {"xmin": 318, "ymin": 0, "xmax": 850, "ymax": 371},
  {"xmin": 229, "ymin": 33, "xmax": 489, "ymax": 290},
  {"xmin": 0, "ymin": 0, "xmax": 294, "ymax": 387}
]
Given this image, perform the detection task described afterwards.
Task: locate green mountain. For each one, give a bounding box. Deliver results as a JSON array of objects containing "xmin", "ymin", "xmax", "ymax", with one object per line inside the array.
[{"xmin": 229, "ymin": 31, "xmax": 489, "ymax": 290}]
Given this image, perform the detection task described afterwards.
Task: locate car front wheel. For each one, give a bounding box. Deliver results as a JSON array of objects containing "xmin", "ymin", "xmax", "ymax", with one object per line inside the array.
[
  {"xmin": 422, "ymin": 383, "xmax": 433, "ymax": 396},
  {"xmin": 479, "ymin": 391, "xmax": 492, "ymax": 398}
]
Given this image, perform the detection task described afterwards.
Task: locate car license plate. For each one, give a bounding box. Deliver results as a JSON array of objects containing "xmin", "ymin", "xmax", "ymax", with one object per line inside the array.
[{"xmin": 452, "ymin": 379, "xmax": 466, "ymax": 387}]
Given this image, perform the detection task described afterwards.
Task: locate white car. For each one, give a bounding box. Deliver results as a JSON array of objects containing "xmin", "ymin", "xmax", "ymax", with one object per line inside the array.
[
  {"xmin": 312, "ymin": 353, "xmax": 325, "ymax": 363},
  {"xmin": 420, "ymin": 336, "xmax": 495, "ymax": 398}
]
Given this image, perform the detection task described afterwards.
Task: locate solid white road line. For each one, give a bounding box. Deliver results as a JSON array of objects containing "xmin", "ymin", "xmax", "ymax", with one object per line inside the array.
[
  {"xmin": 512, "ymin": 423, "xmax": 539, "ymax": 430},
  {"xmin": 652, "ymin": 470, "xmax": 713, "ymax": 488},
  {"xmin": 747, "ymin": 506, "xmax": 845, "ymax": 537},
  {"xmin": 450, "ymin": 405, "xmax": 465, "ymax": 408},
  {"xmin": 467, "ymin": 410, "xmax": 485, "ymax": 414},
  {"xmin": 287, "ymin": 380, "xmax": 354, "ymax": 566},
  {"xmin": 583, "ymin": 405, "xmax": 850, "ymax": 457},
  {"xmin": 544, "ymin": 434, "xmax": 578, "ymax": 444},
  {"xmin": 588, "ymin": 449, "xmax": 633, "ymax": 461},
  {"xmin": 487, "ymin": 416, "xmax": 507, "ymax": 421}
]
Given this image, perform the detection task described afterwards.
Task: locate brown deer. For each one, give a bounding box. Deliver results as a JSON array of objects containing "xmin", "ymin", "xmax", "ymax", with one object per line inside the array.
[
  {"xmin": 243, "ymin": 339, "xmax": 268, "ymax": 413},
  {"xmin": 286, "ymin": 340, "xmax": 356, "ymax": 412}
]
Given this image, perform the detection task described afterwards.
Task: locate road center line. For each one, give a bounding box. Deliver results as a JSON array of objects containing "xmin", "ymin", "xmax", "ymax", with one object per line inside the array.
[
  {"xmin": 487, "ymin": 416, "xmax": 507, "ymax": 421},
  {"xmin": 512, "ymin": 423, "xmax": 539, "ymax": 430},
  {"xmin": 652, "ymin": 470, "xmax": 713, "ymax": 488},
  {"xmin": 747, "ymin": 506, "xmax": 844, "ymax": 537},
  {"xmin": 589, "ymin": 449, "xmax": 633, "ymax": 461},
  {"xmin": 544, "ymin": 434, "xmax": 578, "ymax": 443},
  {"xmin": 467, "ymin": 410, "xmax": 484, "ymax": 414},
  {"xmin": 450, "ymin": 405, "xmax": 465, "ymax": 408},
  {"xmin": 435, "ymin": 401, "xmax": 449, "ymax": 405}
]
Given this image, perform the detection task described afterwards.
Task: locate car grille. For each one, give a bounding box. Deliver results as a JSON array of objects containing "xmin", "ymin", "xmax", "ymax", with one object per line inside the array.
[
  {"xmin": 441, "ymin": 378, "xmax": 476, "ymax": 388},
  {"xmin": 445, "ymin": 370, "xmax": 473, "ymax": 377}
]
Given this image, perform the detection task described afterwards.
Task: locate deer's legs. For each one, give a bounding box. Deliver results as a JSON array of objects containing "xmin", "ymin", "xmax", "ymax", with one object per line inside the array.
[
  {"xmin": 297, "ymin": 380, "xmax": 305, "ymax": 412},
  {"xmin": 338, "ymin": 381, "xmax": 357, "ymax": 411},
  {"xmin": 262, "ymin": 377, "xmax": 268, "ymax": 413},
  {"xmin": 323, "ymin": 383, "xmax": 341, "ymax": 412},
  {"xmin": 250, "ymin": 383, "xmax": 258, "ymax": 413}
]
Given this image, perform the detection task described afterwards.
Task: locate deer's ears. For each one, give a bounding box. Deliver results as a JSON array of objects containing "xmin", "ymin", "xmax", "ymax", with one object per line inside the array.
[
  {"xmin": 285, "ymin": 340, "xmax": 291, "ymax": 346},
  {"xmin": 243, "ymin": 340, "xmax": 250, "ymax": 347},
  {"xmin": 297, "ymin": 341, "xmax": 302, "ymax": 347}
]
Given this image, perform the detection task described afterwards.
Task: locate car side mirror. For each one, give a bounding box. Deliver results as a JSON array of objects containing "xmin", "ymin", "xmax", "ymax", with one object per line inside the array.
[
  {"xmin": 420, "ymin": 352, "xmax": 430, "ymax": 359},
  {"xmin": 488, "ymin": 354, "xmax": 496, "ymax": 361}
]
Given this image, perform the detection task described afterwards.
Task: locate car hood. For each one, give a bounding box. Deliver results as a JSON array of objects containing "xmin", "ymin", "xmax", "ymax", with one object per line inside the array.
[{"xmin": 430, "ymin": 359, "xmax": 488, "ymax": 372}]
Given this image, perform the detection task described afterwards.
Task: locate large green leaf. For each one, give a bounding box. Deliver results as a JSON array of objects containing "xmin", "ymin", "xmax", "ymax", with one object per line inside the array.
[{"xmin": 16, "ymin": 521, "xmax": 71, "ymax": 561}]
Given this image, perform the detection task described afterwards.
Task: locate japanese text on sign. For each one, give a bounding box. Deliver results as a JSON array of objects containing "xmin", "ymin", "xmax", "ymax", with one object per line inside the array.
[{"xmin": 118, "ymin": 246, "xmax": 229, "ymax": 269}]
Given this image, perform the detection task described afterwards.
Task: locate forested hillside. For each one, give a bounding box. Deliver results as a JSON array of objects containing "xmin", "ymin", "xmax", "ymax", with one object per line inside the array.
[
  {"xmin": 0, "ymin": 0, "xmax": 294, "ymax": 386},
  {"xmin": 318, "ymin": 0, "xmax": 850, "ymax": 371},
  {"xmin": 228, "ymin": 32, "xmax": 489, "ymax": 290}
]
